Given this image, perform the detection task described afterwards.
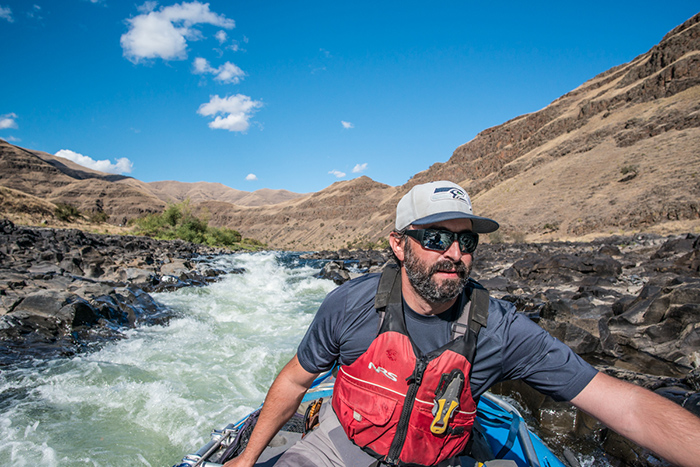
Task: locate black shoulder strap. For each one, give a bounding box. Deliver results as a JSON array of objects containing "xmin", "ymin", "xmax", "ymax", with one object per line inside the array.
[
  {"xmin": 450, "ymin": 280, "xmax": 490, "ymax": 340},
  {"xmin": 374, "ymin": 263, "xmax": 400, "ymax": 311},
  {"xmin": 374, "ymin": 263, "xmax": 401, "ymax": 333},
  {"xmin": 470, "ymin": 285, "xmax": 490, "ymax": 331}
]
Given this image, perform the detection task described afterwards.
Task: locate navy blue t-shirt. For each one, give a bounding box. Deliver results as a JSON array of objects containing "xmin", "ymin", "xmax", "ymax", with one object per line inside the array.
[{"xmin": 297, "ymin": 273, "xmax": 597, "ymax": 401}]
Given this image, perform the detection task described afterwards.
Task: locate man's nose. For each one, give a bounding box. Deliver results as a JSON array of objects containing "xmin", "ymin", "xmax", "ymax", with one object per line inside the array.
[{"xmin": 443, "ymin": 239, "xmax": 463, "ymax": 260}]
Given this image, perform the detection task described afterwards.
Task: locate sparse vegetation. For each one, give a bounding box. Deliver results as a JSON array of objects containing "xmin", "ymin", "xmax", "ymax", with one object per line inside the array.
[
  {"xmin": 509, "ymin": 231, "xmax": 526, "ymax": 243},
  {"xmin": 620, "ymin": 164, "xmax": 639, "ymax": 175},
  {"xmin": 131, "ymin": 200, "xmax": 266, "ymax": 250},
  {"xmin": 54, "ymin": 202, "xmax": 82, "ymax": 222},
  {"xmin": 347, "ymin": 235, "xmax": 389, "ymax": 250},
  {"xmin": 89, "ymin": 211, "xmax": 109, "ymax": 224},
  {"xmin": 488, "ymin": 231, "xmax": 505, "ymax": 244}
]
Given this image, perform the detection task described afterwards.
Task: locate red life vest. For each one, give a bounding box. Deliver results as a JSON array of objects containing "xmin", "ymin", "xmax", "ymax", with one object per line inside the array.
[{"xmin": 331, "ymin": 265, "xmax": 489, "ymax": 466}]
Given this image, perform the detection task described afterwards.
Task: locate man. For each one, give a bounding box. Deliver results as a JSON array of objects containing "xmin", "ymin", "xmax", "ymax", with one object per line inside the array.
[{"xmin": 225, "ymin": 181, "xmax": 700, "ymax": 467}]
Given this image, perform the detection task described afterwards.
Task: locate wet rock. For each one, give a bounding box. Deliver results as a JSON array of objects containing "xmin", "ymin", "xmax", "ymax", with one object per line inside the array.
[
  {"xmin": 603, "ymin": 277, "xmax": 700, "ymax": 369},
  {"xmin": 602, "ymin": 431, "xmax": 670, "ymax": 467},
  {"xmin": 319, "ymin": 261, "xmax": 350, "ymax": 285},
  {"xmin": 0, "ymin": 219, "xmax": 231, "ymax": 364},
  {"xmin": 508, "ymin": 252, "xmax": 622, "ymax": 285},
  {"xmin": 539, "ymin": 320, "xmax": 601, "ymax": 354}
]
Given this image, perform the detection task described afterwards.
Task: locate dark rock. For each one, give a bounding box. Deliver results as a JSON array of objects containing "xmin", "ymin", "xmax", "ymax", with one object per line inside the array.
[
  {"xmin": 0, "ymin": 221, "xmax": 230, "ymax": 365},
  {"xmin": 598, "ymin": 244, "xmax": 621, "ymax": 256},
  {"xmin": 319, "ymin": 261, "xmax": 350, "ymax": 285},
  {"xmin": 539, "ymin": 320, "xmax": 601, "ymax": 354},
  {"xmin": 508, "ymin": 252, "xmax": 622, "ymax": 284}
]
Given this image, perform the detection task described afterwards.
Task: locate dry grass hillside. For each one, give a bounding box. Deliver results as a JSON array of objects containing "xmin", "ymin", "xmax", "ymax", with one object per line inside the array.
[
  {"xmin": 197, "ymin": 176, "xmax": 397, "ymax": 251},
  {"xmin": 0, "ymin": 142, "xmax": 305, "ymax": 229},
  {"xmin": 0, "ymin": 142, "xmax": 167, "ymax": 224},
  {"xmin": 147, "ymin": 181, "xmax": 306, "ymax": 206},
  {"xmin": 1, "ymin": 13, "xmax": 699, "ymax": 250}
]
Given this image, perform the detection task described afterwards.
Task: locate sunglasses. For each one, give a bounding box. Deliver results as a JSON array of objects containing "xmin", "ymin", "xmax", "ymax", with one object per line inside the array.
[{"xmin": 403, "ymin": 228, "xmax": 479, "ymax": 254}]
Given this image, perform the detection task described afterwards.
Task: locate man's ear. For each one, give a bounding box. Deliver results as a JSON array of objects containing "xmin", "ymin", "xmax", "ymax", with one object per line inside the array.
[{"xmin": 389, "ymin": 233, "xmax": 405, "ymax": 262}]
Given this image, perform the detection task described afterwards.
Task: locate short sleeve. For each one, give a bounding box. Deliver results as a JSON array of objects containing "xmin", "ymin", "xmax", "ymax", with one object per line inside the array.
[
  {"xmin": 471, "ymin": 298, "xmax": 598, "ymax": 401},
  {"xmin": 296, "ymin": 284, "xmax": 346, "ymax": 373},
  {"xmin": 296, "ymin": 274, "xmax": 380, "ymax": 374}
]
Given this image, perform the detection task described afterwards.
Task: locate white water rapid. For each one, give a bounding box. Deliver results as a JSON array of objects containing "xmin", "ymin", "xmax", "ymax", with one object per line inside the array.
[{"xmin": 0, "ymin": 252, "xmax": 337, "ymax": 467}]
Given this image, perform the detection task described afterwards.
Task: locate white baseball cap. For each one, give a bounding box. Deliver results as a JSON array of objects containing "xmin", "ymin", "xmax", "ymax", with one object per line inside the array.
[{"xmin": 395, "ymin": 181, "xmax": 499, "ymax": 233}]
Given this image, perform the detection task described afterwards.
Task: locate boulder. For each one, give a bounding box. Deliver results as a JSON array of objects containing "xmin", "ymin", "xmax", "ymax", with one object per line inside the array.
[{"xmin": 319, "ymin": 261, "xmax": 350, "ymax": 285}]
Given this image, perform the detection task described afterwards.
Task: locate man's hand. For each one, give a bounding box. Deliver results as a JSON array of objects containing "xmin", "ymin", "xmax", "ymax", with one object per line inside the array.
[
  {"xmin": 571, "ymin": 372, "xmax": 700, "ymax": 467},
  {"xmin": 222, "ymin": 355, "xmax": 319, "ymax": 467}
]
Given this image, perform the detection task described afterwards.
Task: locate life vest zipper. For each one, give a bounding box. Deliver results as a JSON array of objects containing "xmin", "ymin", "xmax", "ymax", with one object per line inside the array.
[{"xmin": 385, "ymin": 356, "xmax": 428, "ymax": 464}]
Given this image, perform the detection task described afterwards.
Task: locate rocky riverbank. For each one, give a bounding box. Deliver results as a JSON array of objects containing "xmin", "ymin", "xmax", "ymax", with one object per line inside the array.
[{"xmin": 0, "ymin": 219, "xmax": 239, "ymax": 365}]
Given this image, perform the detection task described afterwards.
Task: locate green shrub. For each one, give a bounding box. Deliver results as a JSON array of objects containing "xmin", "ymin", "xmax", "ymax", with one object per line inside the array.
[
  {"xmin": 346, "ymin": 235, "xmax": 388, "ymax": 250},
  {"xmin": 162, "ymin": 204, "xmax": 183, "ymax": 226},
  {"xmin": 542, "ymin": 223, "xmax": 559, "ymax": 233},
  {"xmin": 131, "ymin": 200, "xmax": 263, "ymax": 250},
  {"xmin": 89, "ymin": 211, "xmax": 109, "ymax": 224},
  {"xmin": 55, "ymin": 202, "xmax": 81, "ymax": 222}
]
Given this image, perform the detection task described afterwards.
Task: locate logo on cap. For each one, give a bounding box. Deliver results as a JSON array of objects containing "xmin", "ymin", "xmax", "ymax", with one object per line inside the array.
[{"xmin": 431, "ymin": 187, "xmax": 469, "ymax": 205}]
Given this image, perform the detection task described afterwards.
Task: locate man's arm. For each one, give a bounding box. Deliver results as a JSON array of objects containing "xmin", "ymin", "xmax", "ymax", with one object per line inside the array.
[
  {"xmin": 571, "ymin": 372, "xmax": 700, "ymax": 467},
  {"xmin": 223, "ymin": 354, "xmax": 319, "ymax": 467}
]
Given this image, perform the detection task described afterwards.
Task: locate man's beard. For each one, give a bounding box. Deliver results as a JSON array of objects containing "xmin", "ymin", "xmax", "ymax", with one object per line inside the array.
[{"xmin": 403, "ymin": 241, "xmax": 471, "ymax": 304}]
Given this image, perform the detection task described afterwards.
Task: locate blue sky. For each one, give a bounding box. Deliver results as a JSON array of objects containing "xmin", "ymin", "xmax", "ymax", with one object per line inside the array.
[{"xmin": 1, "ymin": 2, "xmax": 698, "ymax": 194}]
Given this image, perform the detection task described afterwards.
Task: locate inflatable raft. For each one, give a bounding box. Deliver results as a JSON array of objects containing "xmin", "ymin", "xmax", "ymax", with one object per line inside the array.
[{"xmin": 174, "ymin": 371, "xmax": 569, "ymax": 467}]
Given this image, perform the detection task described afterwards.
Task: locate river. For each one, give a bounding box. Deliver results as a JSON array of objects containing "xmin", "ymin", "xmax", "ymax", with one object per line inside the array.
[{"xmin": 1, "ymin": 252, "xmax": 337, "ymax": 466}]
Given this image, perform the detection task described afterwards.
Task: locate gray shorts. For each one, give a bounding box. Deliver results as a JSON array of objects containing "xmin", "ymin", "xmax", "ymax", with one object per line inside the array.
[
  {"xmin": 275, "ymin": 401, "xmax": 376, "ymax": 467},
  {"xmin": 273, "ymin": 402, "xmax": 472, "ymax": 467}
]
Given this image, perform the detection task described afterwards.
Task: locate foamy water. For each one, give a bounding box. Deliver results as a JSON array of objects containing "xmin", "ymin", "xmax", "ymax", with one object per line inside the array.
[{"xmin": 0, "ymin": 252, "xmax": 336, "ymax": 467}]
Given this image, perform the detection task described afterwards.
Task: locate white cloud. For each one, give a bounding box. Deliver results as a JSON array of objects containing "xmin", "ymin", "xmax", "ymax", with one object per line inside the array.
[
  {"xmin": 341, "ymin": 121, "xmax": 354, "ymax": 129},
  {"xmin": 120, "ymin": 1, "xmax": 235, "ymax": 63},
  {"xmin": 193, "ymin": 57, "xmax": 245, "ymax": 84},
  {"xmin": 197, "ymin": 94, "xmax": 262, "ymax": 132},
  {"xmin": 0, "ymin": 113, "xmax": 18, "ymax": 129},
  {"xmin": 0, "ymin": 135, "xmax": 20, "ymax": 142},
  {"xmin": 215, "ymin": 30, "xmax": 227, "ymax": 44},
  {"xmin": 214, "ymin": 61, "xmax": 245, "ymax": 83},
  {"xmin": 193, "ymin": 56, "xmax": 210, "ymax": 73},
  {"xmin": 26, "ymin": 4, "xmax": 42, "ymax": 20},
  {"xmin": 352, "ymin": 163, "xmax": 367, "ymax": 173},
  {"xmin": 245, "ymin": 173, "xmax": 257, "ymax": 181},
  {"xmin": 0, "ymin": 5, "xmax": 13, "ymax": 22},
  {"xmin": 137, "ymin": 1, "xmax": 157, "ymax": 12},
  {"xmin": 55, "ymin": 149, "xmax": 134, "ymax": 175},
  {"xmin": 329, "ymin": 170, "xmax": 346, "ymax": 178},
  {"xmin": 228, "ymin": 36, "xmax": 248, "ymax": 53}
]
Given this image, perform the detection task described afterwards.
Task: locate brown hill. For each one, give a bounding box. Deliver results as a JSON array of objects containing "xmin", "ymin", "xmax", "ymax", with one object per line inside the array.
[
  {"xmin": 1, "ymin": 13, "xmax": 699, "ymax": 250},
  {"xmin": 0, "ymin": 141, "xmax": 166, "ymax": 224},
  {"xmin": 147, "ymin": 181, "xmax": 305, "ymax": 206},
  {"xmin": 0, "ymin": 143, "xmax": 305, "ymax": 227},
  {"xmin": 197, "ymin": 176, "xmax": 396, "ymax": 251}
]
